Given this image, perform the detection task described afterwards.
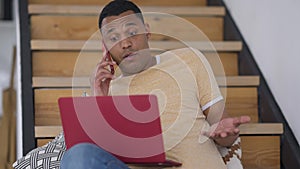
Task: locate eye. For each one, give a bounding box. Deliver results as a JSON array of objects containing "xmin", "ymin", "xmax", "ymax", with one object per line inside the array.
[
  {"xmin": 127, "ymin": 27, "xmax": 138, "ymax": 37},
  {"xmin": 109, "ymin": 35, "xmax": 119, "ymax": 42},
  {"xmin": 128, "ymin": 30, "xmax": 137, "ymax": 36}
]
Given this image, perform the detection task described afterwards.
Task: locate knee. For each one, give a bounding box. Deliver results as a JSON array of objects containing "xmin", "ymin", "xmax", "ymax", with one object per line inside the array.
[
  {"xmin": 61, "ymin": 143, "xmax": 127, "ymax": 169},
  {"xmin": 60, "ymin": 143, "xmax": 103, "ymax": 169},
  {"xmin": 66, "ymin": 143, "xmax": 100, "ymax": 154}
]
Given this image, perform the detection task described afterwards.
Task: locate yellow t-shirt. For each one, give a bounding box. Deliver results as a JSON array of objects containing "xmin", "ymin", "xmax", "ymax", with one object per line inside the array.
[{"xmin": 109, "ymin": 48, "xmax": 226, "ymax": 169}]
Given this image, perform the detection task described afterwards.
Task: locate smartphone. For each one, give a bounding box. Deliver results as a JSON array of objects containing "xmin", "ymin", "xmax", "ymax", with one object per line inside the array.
[{"xmin": 102, "ymin": 42, "xmax": 115, "ymax": 75}]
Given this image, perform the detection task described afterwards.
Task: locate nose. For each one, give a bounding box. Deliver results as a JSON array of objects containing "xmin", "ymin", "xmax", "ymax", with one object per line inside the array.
[{"xmin": 121, "ymin": 38, "xmax": 132, "ymax": 49}]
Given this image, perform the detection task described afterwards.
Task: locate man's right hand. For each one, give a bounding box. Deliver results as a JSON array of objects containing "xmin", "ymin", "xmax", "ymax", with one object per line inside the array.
[{"xmin": 90, "ymin": 56, "xmax": 116, "ymax": 96}]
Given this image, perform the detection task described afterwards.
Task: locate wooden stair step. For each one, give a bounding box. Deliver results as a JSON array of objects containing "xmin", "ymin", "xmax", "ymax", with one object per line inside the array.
[
  {"xmin": 29, "ymin": 5, "xmax": 225, "ymax": 16},
  {"xmin": 239, "ymin": 123, "xmax": 283, "ymax": 135},
  {"xmin": 31, "ymin": 40, "xmax": 242, "ymax": 52},
  {"xmin": 34, "ymin": 123, "xmax": 282, "ymax": 169},
  {"xmin": 30, "ymin": 14, "xmax": 224, "ymax": 41},
  {"xmin": 32, "ymin": 76, "xmax": 259, "ymax": 88},
  {"xmin": 28, "ymin": 0, "xmax": 207, "ymax": 6},
  {"xmin": 34, "ymin": 123, "xmax": 283, "ymax": 138},
  {"xmin": 33, "ymin": 87, "xmax": 258, "ymax": 125},
  {"xmin": 241, "ymin": 135, "xmax": 281, "ymax": 169},
  {"xmin": 31, "ymin": 51, "xmax": 239, "ymax": 76}
]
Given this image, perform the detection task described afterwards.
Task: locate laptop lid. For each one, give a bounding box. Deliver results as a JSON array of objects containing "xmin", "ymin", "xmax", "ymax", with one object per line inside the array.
[{"xmin": 58, "ymin": 95, "xmax": 173, "ymax": 164}]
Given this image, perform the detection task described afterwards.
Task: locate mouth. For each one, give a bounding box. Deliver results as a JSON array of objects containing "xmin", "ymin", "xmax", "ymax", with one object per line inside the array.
[{"xmin": 123, "ymin": 52, "xmax": 136, "ymax": 60}]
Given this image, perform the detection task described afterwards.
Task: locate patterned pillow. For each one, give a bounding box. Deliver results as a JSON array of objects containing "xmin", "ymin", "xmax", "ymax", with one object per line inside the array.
[
  {"xmin": 13, "ymin": 132, "xmax": 66, "ymax": 169},
  {"xmin": 217, "ymin": 137, "xmax": 244, "ymax": 169}
]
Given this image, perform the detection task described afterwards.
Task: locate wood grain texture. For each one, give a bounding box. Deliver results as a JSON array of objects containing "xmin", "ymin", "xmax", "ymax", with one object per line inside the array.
[
  {"xmin": 34, "ymin": 89, "xmax": 89, "ymax": 126},
  {"xmin": 35, "ymin": 123, "xmax": 283, "ymax": 169},
  {"xmin": 32, "ymin": 76, "xmax": 259, "ymax": 88},
  {"xmin": 37, "ymin": 139, "xmax": 52, "ymax": 147},
  {"xmin": 34, "ymin": 123, "xmax": 283, "ymax": 138},
  {"xmin": 30, "ymin": 40, "xmax": 242, "ymax": 52},
  {"xmin": 30, "ymin": 15, "xmax": 223, "ymax": 40},
  {"xmin": 221, "ymin": 87, "xmax": 258, "ymax": 122},
  {"xmin": 28, "ymin": 5, "xmax": 225, "ymax": 16},
  {"xmin": 241, "ymin": 136, "xmax": 281, "ymax": 169},
  {"xmin": 29, "ymin": 0, "xmax": 207, "ymax": 6},
  {"xmin": 32, "ymin": 51, "xmax": 238, "ymax": 77}
]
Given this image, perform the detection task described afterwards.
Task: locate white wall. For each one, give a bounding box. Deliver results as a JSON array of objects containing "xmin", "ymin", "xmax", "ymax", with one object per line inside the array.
[
  {"xmin": 0, "ymin": 22, "xmax": 16, "ymax": 116},
  {"xmin": 223, "ymin": 0, "xmax": 300, "ymax": 143},
  {"xmin": 0, "ymin": 0, "xmax": 22, "ymax": 158}
]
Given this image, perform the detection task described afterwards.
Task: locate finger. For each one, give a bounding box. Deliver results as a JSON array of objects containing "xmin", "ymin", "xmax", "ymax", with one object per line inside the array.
[
  {"xmin": 95, "ymin": 73, "xmax": 115, "ymax": 83},
  {"xmin": 240, "ymin": 116, "xmax": 251, "ymax": 123},
  {"xmin": 96, "ymin": 61, "xmax": 116, "ymax": 71},
  {"xmin": 233, "ymin": 128, "xmax": 240, "ymax": 134},
  {"xmin": 202, "ymin": 130, "xmax": 219, "ymax": 139},
  {"xmin": 94, "ymin": 68, "xmax": 114, "ymax": 79},
  {"xmin": 233, "ymin": 116, "xmax": 251, "ymax": 127},
  {"xmin": 224, "ymin": 128, "xmax": 240, "ymax": 137},
  {"xmin": 94, "ymin": 62, "xmax": 116, "ymax": 74},
  {"xmin": 232, "ymin": 117, "xmax": 241, "ymax": 126},
  {"xmin": 220, "ymin": 132, "xmax": 227, "ymax": 138},
  {"xmin": 201, "ymin": 130, "xmax": 211, "ymax": 138},
  {"xmin": 94, "ymin": 72, "xmax": 115, "ymax": 85}
]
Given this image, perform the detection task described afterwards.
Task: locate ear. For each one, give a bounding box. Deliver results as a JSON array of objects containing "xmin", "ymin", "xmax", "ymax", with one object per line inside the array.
[{"xmin": 145, "ymin": 23, "xmax": 151, "ymax": 39}]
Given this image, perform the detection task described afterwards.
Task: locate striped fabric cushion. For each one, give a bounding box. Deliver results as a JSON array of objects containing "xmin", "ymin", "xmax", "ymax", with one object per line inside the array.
[
  {"xmin": 13, "ymin": 133, "xmax": 66, "ymax": 169},
  {"xmin": 217, "ymin": 137, "xmax": 244, "ymax": 169}
]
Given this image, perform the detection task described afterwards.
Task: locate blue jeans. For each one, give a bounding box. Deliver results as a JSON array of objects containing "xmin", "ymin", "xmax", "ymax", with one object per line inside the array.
[{"xmin": 60, "ymin": 143, "xmax": 130, "ymax": 169}]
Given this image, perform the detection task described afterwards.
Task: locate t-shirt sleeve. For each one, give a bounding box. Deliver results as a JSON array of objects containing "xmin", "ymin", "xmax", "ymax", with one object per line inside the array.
[{"xmin": 189, "ymin": 48, "xmax": 223, "ymax": 112}]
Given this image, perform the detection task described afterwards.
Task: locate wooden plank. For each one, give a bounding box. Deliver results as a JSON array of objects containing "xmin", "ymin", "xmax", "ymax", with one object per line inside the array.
[
  {"xmin": 36, "ymin": 134, "xmax": 282, "ymax": 169},
  {"xmin": 31, "ymin": 40, "xmax": 242, "ymax": 51},
  {"xmin": 30, "ymin": 15, "xmax": 223, "ymax": 40},
  {"xmin": 34, "ymin": 87, "xmax": 258, "ymax": 126},
  {"xmin": 37, "ymin": 139, "xmax": 52, "ymax": 147},
  {"xmin": 35, "ymin": 126, "xmax": 63, "ymax": 138},
  {"xmin": 217, "ymin": 76, "xmax": 259, "ymax": 87},
  {"xmin": 34, "ymin": 89, "xmax": 89, "ymax": 126},
  {"xmin": 241, "ymin": 136, "xmax": 281, "ymax": 169},
  {"xmin": 32, "ymin": 51, "xmax": 99, "ymax": 77},
  {"xmin": 36, "ymin": 128, "xmax": 282, "ymax": 169},
  {"xmin": 34, "ymin": 123, "xmax": 283, "ymax": 138},
  {"xmin": 32, "ymin": 51, "xmax": 239, "ymax": 77},
  {"xmin": 206, "ymin": 52, "xmax": 238, "ymax": 76},
  {"xmin": 29, "ymin": 5, "xmax": 225, "ymax": 16},
  {"xmin": 221, "ymin": 88, "xmax": 258, "ymax": 122},
  {"xmin": 33, "ymin": 77, "xmax": 89, "ymax": 88},
  {"xmin": 28, "ymin": 0, "xmax": 207, "ymax": 6},
  {"xmin": 239, "ymin": 123, "xmax": 283, "ymax": 135},
  {"xmin": 32, "ymin": 76, "xmax": 259, "ymax": 88}
]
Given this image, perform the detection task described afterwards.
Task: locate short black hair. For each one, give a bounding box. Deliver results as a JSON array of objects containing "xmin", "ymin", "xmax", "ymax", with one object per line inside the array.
[{"xmin": 98, "ymin": 0, "xmax": 144, "ymax": 29}]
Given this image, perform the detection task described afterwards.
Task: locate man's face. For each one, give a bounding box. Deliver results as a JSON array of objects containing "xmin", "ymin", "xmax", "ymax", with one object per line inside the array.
[{"xmin": 101, "ymin": 10, "xmax": 152, "ymax": 75}]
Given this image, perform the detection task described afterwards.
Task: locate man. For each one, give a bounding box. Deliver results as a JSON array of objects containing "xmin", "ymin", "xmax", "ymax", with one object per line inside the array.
[{"xmin": 61, "ymin": 0, "xmax": 250, "ymax": 168}]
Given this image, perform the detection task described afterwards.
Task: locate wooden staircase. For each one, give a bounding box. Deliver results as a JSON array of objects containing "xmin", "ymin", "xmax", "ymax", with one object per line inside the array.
[{"xmin": 21, "ymin": 0, "xmax": 283, "ymax": 169}]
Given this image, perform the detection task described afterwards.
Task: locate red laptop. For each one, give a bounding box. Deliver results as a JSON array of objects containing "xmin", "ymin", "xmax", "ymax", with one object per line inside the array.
[{"xmin": 58, "ymin": 95, "xmax": 181, "ymax": 167}]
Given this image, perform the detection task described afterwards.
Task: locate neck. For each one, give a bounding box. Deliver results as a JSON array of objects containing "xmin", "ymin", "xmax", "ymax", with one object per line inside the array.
[{"xmin": 143, "ymin": 56, "xmax": 157, "ymax": 71}]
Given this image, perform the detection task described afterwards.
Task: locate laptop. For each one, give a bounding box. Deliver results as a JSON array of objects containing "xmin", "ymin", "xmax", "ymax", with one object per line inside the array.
[{"xmin": 58, "ymin": 95, "xmax": 181, "ymax": 167}]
